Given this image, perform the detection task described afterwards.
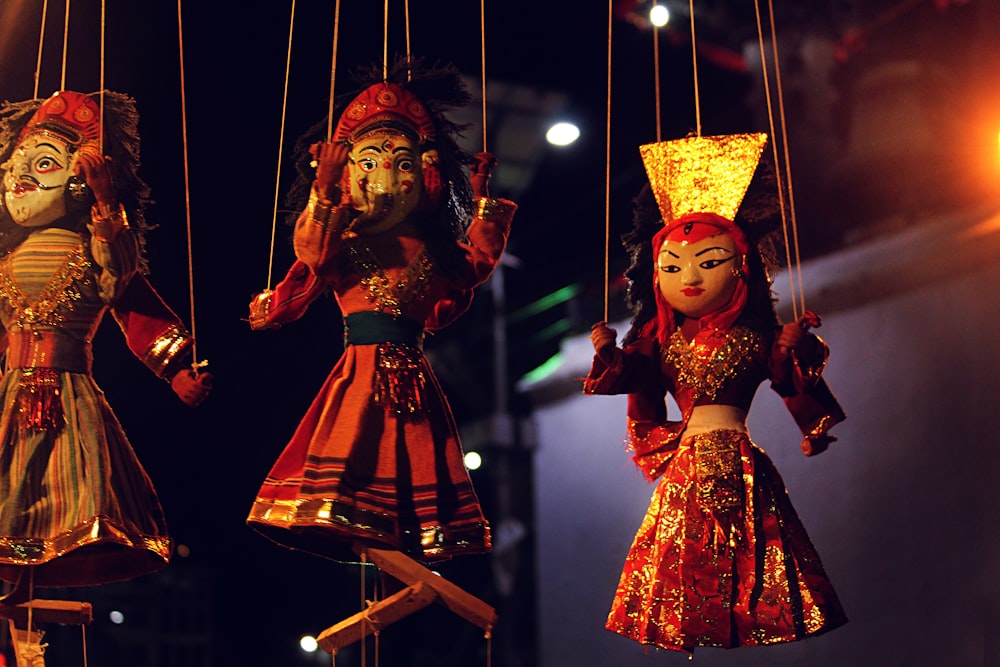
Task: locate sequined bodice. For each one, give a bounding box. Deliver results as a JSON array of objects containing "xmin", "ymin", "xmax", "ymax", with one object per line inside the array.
[
  {"xmin": 334, "ymin": 232, "xmax": 444, "ymax": 322},
  {"xmin": 0, "ymin": 229, "xmax": 105, "ymax": 342},
  {"xmin": 662, "ymin": 326, "xmax": 768, "ymax": 414}
]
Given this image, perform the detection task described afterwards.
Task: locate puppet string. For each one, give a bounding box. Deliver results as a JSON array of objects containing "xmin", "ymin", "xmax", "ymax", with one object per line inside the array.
[
  {"xmin": 753, "ymin": 0, "xmax": 803, "ymax": 319},
  {"xmin": 34, "ymin": 0, "xmax": 48, "ymax": 100},
  {"xmin": 688, "ymin": 0, "xmax": 701, "ymax": 136},
  {"xmin": 481, "ymin": 0, "xmax": 488, "ymax": 150},
  {"xmin": 99, "ymin": 0, "xmax": 105, "ymax": 155},
  {"xmin": 603, "ymin": 0, "xmax": 613, "ymax": 322},
  {"xmin": 405, "ymin": 0, "xmax": 412, "ymax": 80},
  {"xmin": 177, "ymin": 0, "xmax": 201, "ymax": 363},
  {"xmin": 61, "ymin": 0, "xmax": 69, "ymax": 91},
  {"xmin": 266, "ymin": 0, "xmax": 296, "ymax": 290},
  {"xmin": 653, "ymin": 2, "xmax": 662, "ymax": 142},
  {"xmin": 383, "ymin": 0, "xmax": 389, "ymax": 80},
  {"xmin": 767, "ymin": 0, "xmax": 805, "ymax": 316},
  {"xmin": 326, "ymin": 0, "xmax": 341, "ymax": 140}
]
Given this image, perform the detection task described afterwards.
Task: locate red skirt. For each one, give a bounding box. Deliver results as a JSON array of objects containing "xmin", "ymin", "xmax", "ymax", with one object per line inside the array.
[
  {"xmin": 247, "ymin": 342, "xmax": 490, "ymax": 562},
  {"xmin": 606, "ymin": 429, "xmax": 846, "ymax": 652}
]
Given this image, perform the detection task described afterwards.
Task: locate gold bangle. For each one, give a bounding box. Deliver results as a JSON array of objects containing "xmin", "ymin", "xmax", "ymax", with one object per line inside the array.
[{"xmin": 308, "ymin": 191, "xmax": 339, "ymax": 227}]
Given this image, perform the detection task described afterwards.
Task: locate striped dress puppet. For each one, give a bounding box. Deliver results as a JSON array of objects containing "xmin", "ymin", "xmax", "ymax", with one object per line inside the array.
[
  {"xmin": 0, "ymin": 91, "xmax": 211, "ymax": 597},
  {"xmin": 585, "ymin": 134, "xmax": 847, "ymax": 653},
  {"xmin": 247, "ymin": 64, "xmax": 516, "ymax": 563}
]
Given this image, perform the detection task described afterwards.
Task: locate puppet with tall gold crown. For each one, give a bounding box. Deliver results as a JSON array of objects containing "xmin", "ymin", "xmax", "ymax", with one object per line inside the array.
[
  {"xmin": 585, "ymin": 134, "xmax": 847, "ymax": 653},
  {"xmin": 0, "ymin": 91, "xmax": 211, "ymax": 618},
  {"xmin": 247, "ymin": 61, "xmax": 516, "ymax": 564}
]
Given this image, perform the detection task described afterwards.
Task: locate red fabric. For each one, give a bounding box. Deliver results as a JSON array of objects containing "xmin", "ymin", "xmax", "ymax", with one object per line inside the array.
[
  {"xmin": 584, "ymin": 324, "xmax": 847, "ymax": 651},
  {"xmin": 248, "ymin": 203, "xmax": 514, "ymax": 562}
]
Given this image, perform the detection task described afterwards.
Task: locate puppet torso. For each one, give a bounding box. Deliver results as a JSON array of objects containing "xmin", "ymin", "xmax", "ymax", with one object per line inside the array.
[
  {"xmin": 332, "ymin": 230, "xmax": 443, "ymax": 321},
  {"xmin": 661, "ymin": 325, "xmax": 769, "ymax": 417}
]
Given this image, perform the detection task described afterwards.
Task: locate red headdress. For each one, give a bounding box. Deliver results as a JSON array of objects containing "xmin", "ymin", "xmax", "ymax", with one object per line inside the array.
[
  {"xmin": 333, "ymin": 82, "xmax": 436, "ymax": 146},
  {"xmin": 18, "ymin": 91, "xmax": 101, "ymax": 151}
]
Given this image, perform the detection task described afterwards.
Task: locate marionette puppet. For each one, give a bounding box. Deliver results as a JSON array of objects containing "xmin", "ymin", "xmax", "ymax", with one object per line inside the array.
[
  {"xmin": 0, "ymin": 91, "xmax": 211, "ymax": 646},
  {"xmin": 246, "ymin": 62, "xmax": 516, "ymax": 567},
  {"xmin": 585, "ymin": 133, "xmax": 847, "ymax": 654}
]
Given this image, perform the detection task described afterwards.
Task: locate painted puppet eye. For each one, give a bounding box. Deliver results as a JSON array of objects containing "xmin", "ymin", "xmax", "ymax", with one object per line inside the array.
[
  {"xmin": 700, "ymin": 255, "xmax": 734, "ymax": 270},
  {"xmin": 34, "ymin": 155, "xmax": 63, "ymax": 174},
  {"xmin": 356, "ymin": 157, "xmax": 378, "ymax": 173}
]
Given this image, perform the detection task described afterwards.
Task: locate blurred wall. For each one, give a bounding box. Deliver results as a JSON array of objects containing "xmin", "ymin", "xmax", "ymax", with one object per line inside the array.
[{"xmin": 521, "ymin": 205, "xmax": 1000, "ymax": 667}]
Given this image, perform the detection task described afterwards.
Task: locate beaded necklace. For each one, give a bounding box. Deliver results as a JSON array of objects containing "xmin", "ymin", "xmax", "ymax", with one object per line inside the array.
[
  {"xmin": 663, "ymin": 325, "xmax": 762, "ymax": 401},
  {"xmin": 346, "ymin": 241, "xmax": 432, "ymax": 317},
  {"xmin": 0, "ymin": 244, "xmax": 89, "ymax": 331}
]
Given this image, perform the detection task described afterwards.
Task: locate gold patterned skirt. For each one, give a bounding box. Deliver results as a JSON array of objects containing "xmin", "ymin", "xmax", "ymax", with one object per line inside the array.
[{"xmin": 606, "ymin": 429, "xmax": 846, "ymax": 652}]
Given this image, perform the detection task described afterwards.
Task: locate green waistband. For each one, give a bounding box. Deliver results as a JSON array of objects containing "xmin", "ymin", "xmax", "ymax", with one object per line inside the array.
[{"xmin": 343, "ymin": 312, "xmax": 424, "ymax": 347}]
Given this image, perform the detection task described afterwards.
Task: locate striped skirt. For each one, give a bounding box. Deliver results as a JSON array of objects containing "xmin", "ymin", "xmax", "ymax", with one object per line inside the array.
[
  {"xmin": 247, "ymin": 336, "xmax": 491, "ymax": 563},
  {"xmin": 0, "ymin": 369, "xmax": 170, "ymax": 587}
]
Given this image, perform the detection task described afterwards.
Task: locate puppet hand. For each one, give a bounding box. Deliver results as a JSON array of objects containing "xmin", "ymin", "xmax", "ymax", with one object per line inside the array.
[
  {"xmin": 470, "ymin": 152, "xmax": 497, "ymax": 198},
  {"xmin": 248, "ymin": 290, "xmax": 275, "ymax": 330},
  {"xmin": 311, "ymin": 141, "xmax": 349, "ymax": 202},
  {"xmin": 74, "ymin": 148, "xmax": 116, "ymax": 206},
  {"xmin": 590, "ymin": 321, "xmax": 619, "ymax": 364},
  {"xmin": 171, "ymin": 368, "xmax": 212, "ymax": 407},
  {"xmin": 776, "ymin": 311, "xmax": 821, "ymax": 355},
  {"xmin": 775, "ymin": 322, "xmax": 805, "ymax": 355}
]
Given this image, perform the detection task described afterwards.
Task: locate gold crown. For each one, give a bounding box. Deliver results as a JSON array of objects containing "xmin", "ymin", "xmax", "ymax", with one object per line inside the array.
[{"xmin": 639, "ymin": 133, "xmax": 768, "ymax": 222}]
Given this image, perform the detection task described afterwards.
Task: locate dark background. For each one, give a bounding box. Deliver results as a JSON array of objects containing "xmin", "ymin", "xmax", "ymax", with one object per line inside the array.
[{"xmin": 1, "ymin": 1, "xmax": 998, "ymax": 665}]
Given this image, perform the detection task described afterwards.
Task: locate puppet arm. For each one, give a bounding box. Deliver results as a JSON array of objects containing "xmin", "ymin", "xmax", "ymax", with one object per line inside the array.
[
  {"xmin": 428, "ymin": 194, "xmax": 517, "ymax": 330},
  {"xmin": 293, "ymin": 142, "xmax": 351, "ymax": 277},
  {"xmin": 76, "ymin": 150, "xmax": 140, "ymax": 302},
  {"xmin": 583, "ymin": 322, "xmax": 662, "ymax": 396},
  {"xmin": 292, "ymin": 189, "xmax": 350, "ymax": 278},
  {"xmin": 249, "ymin": 260, "xmax": 326, "ymax": 330},
  {"xmin": 88, "ymin": 211, "xmax": 140, "ymax": 303},
  {"xmin": 768, "ymin": 312, "xmax": 846, "ymax": 456},
  {"xmin": 461, "ymin": 196, "xmax": 517, "ymax": 285},
  {"xmin": 455, "ymin": 152, "xmax": 518, "ymax": 289},
  {"xmin": 110, "ymin": 273, "xmax": 212, "ymax": 406}
]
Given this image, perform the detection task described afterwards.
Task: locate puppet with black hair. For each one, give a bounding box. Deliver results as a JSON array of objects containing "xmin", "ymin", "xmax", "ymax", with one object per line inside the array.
[
  {"xmin": 247, "ymin": 61, "xmax": 516, "ymax": 562},
  {"xmin": 585, "ymin": 134, "xmax": 847, "ymax": 653},
  {"xmin": 0, "ymin": 91, "xmax": 211, "ymax": 602}
]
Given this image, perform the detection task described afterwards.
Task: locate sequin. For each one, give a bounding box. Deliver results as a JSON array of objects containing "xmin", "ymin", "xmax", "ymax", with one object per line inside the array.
[
  {"xmin": 639, "ymin": 133, "xmax": 768, "ymax": 222},
  {"xmin": 663, "ymin": 326, "xmax": 762, "ymax": 401}
]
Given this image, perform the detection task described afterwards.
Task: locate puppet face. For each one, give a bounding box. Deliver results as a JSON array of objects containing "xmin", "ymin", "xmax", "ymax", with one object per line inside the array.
[
  {"xmin": 2, "ymin": 133, "xmax": 79, "ymax": 228},
  {"xmin": 347, "ymin": 133, "xmax": 422, "ymax": 234},
  {"xmin": 657, "ymin": 231, "xmax": 741, "ymax": 319}
]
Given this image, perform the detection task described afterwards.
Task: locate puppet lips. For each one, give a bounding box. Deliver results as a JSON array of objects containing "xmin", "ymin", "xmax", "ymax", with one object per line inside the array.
[
  {"xmin": 9, "ymin": 177, "xmax": 47, "ymax": 196},
  {"xmin": 682, "ymin": 287, "xmax": 705, "ymax": 296}
]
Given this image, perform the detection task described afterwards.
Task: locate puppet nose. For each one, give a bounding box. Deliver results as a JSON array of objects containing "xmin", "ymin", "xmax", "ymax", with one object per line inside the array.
[{"xmin": 681, "ymin": 263, "xmax": 702, "ymax": 285}]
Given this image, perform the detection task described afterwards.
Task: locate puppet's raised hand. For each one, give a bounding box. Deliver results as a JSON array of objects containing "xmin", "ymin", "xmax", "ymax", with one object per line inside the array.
[
  {"xmin": 590, "ymin": 321, "xmax": 620, "ymax": 365},
  {"xmin": 170, "ymin": 368, "xmax": 212, "ymax": 407},
  {"xmin": 775, "ymin": 310, "xmax": 821, "ymax": 356},
  {"xmin": 75, "ymin": 149, "xmax": 115, "ymax": 206},
  {"xmin": 76, "ymin": 150, "xmax": 127, "ymax": 242},
  {"xmin": 772, "ymin": 310, "xmax": 824, "ymax": 389},
  {"xmin": 311, "ymin": 141, "xmax": 349, "ymax": 203},
  {"xmin": 470, "ymin": 152, "xmax": 497, "ymax": 198}
]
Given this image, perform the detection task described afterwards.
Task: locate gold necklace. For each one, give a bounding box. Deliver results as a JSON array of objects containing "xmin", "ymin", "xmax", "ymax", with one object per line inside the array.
[
  {"xmin": 347, "ymin": 242, "xmax": 432, "ymax": 317},
  {"xmin": 663, "ymin": 325, "xmax": 762, "ymax": 400},
  {"xmin": 0, "ymin": 244, "xmax": 90, "ymax": 331}
]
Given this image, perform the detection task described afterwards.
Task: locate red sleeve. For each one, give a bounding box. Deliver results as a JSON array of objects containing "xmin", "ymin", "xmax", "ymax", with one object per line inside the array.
[{"xmin": 111, "ymin": 273, "xmax": 193, "ymax": 379}]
